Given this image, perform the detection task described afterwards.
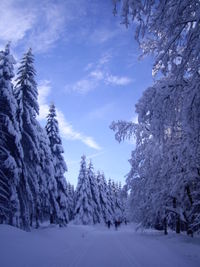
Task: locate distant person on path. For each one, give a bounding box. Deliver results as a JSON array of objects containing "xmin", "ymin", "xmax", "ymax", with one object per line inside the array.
[
  {"xmin": 117, "ymin": 221, "xmax": 121, "ymax": 228},
  {"xmin": 107, "ymin": 220, "xmax": 111, "ymax": 229},
  {"xmin": 114, "ymin": 220, "xmax": 118, "ymax": 230}
]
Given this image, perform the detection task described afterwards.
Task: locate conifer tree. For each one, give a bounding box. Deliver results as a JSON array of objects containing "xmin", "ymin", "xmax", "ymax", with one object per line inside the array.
[
  {"xmin": 45, "ymin": 103, "xmax": 69, "ymax": 225},
  {"xmin": 74, "ymin": 155, "xmax": 93, "ymax": 225},
  {"xmin": 97, "ymin": 172, "xmax": 109, "ymax": 223},
  {"xmin": 113, "ymin": 182, "xmax": 123, "ymax": 221},
  {"xmin": 88, "ymin": 161, "xmax": 102, "ymax": 223},
  {"xmin": 107, "ymin": 179, "xmax": 115, "ymax": 222},
  {"xmin": 119, "ymin": 183, "xmax": 128, "ymax": 222},
  {"xmin": 14, "ymin": 48, "xmax": 41, "ymax": 228},
  {"xmin": 37, "ymin": 125, "xmax": 63, "ymax": 224},
  {"xmin": 0, "ymin": 44, "xmax": 22, "ymax": 227},
  {"xmin": 66, "ymin": 183, "xmax": 75, "ymax": 221}
]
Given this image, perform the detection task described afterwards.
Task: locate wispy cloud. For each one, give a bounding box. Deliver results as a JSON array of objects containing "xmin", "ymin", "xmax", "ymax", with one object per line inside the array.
[
  {"xmin": 0, "ymin": 1, "xmax": 127, "ymax": 53},
  {"xmin": 87, "ymin": 102, "xmax": 115, "ymax": 120},
  {"xmin": 90, "ymin": 70, "xmax": 104, "ymax": 80},
  {"xmin": 98, "ymin": 52, "xmax": 112, "ymax": 66},
  {"xmin": 38, "ymin": 80, "xmax": 101, "ymax": 150},
  {"xmin": 26, "ymin": 2, "xmax": 66, "ymax": 52},
  {"xmin": 0, "ymin": 0, "xmax": 35, "ymax": 44},
  {"xmin": 57, "ymin": 110, "xmax": 101, "ymax": 150},
  {"xmin": 0, "ymin": 0, "xmax": 82, "ymax": 53},
  {"xmin": 65, "ymin": 78, "xmax": 98, "ymax": 94},
  {"xmin": 37, "ymin": 80, "xmax": 50, "ymax": 121},
  {"xmin": 89, "ymin": 28, "xmax": 120, "ymax": 44},
  {"xmin": 65, "ymin": 52, "xmax": 132, "ymax": 94},
  {"xmin": 105, "ymin": 74, "xmax": 132, "ymax": 86}
]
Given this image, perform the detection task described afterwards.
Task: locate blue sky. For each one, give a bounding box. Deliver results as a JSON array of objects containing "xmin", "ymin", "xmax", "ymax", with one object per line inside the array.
[{"xmin": 0, "ymin": 0, "xmax": 153, "ymax": 186}]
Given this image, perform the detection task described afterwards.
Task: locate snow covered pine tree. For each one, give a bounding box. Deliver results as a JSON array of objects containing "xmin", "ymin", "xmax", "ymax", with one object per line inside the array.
[
  {"xmin": 74, "ymin": 155, "xmax": 93, "ymax": 225},
  {"xmin": 0, "ymin": 44, "xmax": 23, "ymax": 228},
  {"xmin": 45, "ymin": 103, "xmax": 69, "ymax": 226},
  {"xmin": 87, "ymin": 160, "xmax": 102, "ymax": 224},
  {"xmin": 14, "ymin": 48, "xmax": 45, "ymax": 229}
]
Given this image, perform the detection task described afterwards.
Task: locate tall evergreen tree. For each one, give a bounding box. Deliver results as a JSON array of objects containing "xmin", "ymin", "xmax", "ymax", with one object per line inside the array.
[
  {"xmin": 97, "ymin": 172, "xmax": 109, "ymax": 223},
  {"xmin": 107, "ymin": 179, "xmax": 115, "ymax": 222},
  {"xmin": 45, "ymin": 103, "xmax": 69, "ymax": 225},
  {"xmin": 119, "ymin": 183, "xmax": 128, "ymax": 222},
  {"xmin": 0, "ymin": 44, "xmax": 22, "ymax": 227},
  {"xmin": 113, "ymin": 182, "xmax": 123, "ymax": 222},
  {"xmin": 66, "ymin": 182, "xmax": 75, "ymax": 221},
  {"xmin": 88, "ymin": 161, "xmax": 102, "ymax": 224},
  {"xmin": 74, "ymin": 155, "xmax": 93, "ymax": 225},
  {"xmin": 37, "ymin": 125, "xmax": 63, "ymax": 225},
  {"xmin": 14, "ymin": 48, "xmax": 42, "ymax": 228}
]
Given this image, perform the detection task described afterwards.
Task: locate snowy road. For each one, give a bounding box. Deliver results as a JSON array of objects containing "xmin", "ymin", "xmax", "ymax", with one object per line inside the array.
[{"xmin": 0, "ymin": 224, "xmax": 200, "ymax": 267}]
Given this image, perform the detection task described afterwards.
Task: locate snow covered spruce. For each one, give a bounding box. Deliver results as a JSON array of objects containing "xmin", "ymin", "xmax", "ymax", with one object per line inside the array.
[{"xmin": 0, "ymin": 44, "xmax": 23, "ymax": 228}]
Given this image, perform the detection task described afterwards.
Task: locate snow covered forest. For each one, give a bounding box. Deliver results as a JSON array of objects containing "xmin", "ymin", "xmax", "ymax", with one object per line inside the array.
[
  {"xmin": 0, "ymin": 45, "xmax": 126, "ymax": 229},
  {"xmin": 0, "ymin": 0, "xmax": 200, "ymax": 239},
  {"xmin": 0, "ymin": 46, "xmax": 71, "ymax": 229}
]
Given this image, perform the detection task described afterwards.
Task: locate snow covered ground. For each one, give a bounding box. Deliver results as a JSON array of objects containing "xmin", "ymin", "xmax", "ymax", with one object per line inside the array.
[{"xmin": 0, "ymin": 223, "xmax": 200, "ymax": 267}]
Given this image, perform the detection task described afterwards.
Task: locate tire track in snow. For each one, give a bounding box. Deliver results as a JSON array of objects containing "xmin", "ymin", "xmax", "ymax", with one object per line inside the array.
[
  {"xmin": 67, "ymin": 230, "xmax": 95, "ymax": 267},
  {"xmin": 74, "ymin": 228, "xmax": 140, "ymax": 267},
  {"xmin": 114, "ymin": 233, "xmax": 141, "ymax": 267}
]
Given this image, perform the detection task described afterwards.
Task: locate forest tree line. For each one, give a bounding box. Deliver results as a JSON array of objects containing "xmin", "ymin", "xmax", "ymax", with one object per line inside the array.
[{"xmin": 0, "ymin": 45, "xmax": 126, "ymax": 230}]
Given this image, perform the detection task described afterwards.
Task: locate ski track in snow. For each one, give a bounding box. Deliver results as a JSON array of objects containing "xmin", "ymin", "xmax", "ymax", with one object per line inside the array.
[{"xmin": 0, "ymin": 224, "xmax": 200, "ymax": 267}]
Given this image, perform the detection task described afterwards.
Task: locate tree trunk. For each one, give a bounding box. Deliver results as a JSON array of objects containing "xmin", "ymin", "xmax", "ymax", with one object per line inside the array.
[
  {"xmin": 163, "ymin": 217, "xmax": 168, "ymax": 235},
  {"xmin": 50, "ymin": 213, "xmax": 54, "ymax": 224},
  {"xmin": 176, "ymin": 215, "xmax": 180, "ymax": 234}
]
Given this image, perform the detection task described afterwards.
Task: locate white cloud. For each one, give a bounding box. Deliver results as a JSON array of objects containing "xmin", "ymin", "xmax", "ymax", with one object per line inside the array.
[
  {"xmin": 65, "ymin": 78, "xmax": 98, "ymax": 94},
  {"xmin": 65, "ymin": 71, "xmax": 132, "ymax": 94},
  {"xmin": 37, "ymin": 80, "xmax": 101, "ymax": 150},
  {"xmin": 65, "ymin": 52, "xmax": 132, "ymax": 94},
  {"xmin": 98, "ymin": 52, "xmax": 112, "ymax": 66},
  {"xmin": 81, "ymin": 136, "xmax": 101, "ymax": 151},
  {"xmin": 26, "ymin": 2, "xmax": 66, "ymax": 52},
  {"xmin": 38, "ymin": 80, "xmax": 51, "ymax": 105},
  {"xmin": 0, "ymin": 1, "xmax": 129, "ymax": 53},
  {"xmin": 0, "ymin": 0, "xmax": 73, "ymax": 53},
  {"xmin": 105, "ymin": 74, "xmax": 132, "ymax": 85},
  {"xmin": 90, "ymin": 70, "xmax": 104, "ymax": 80},
  {"xmin": 37, "ymin": 80, "xmax": 51, "ymax": 120},
  {"xmin": 0, "ymin": 0, "xmax": 35, "ymax": 44},
  {"xmin": 56, "ymin": 110, "xmax": 101, "ymax": 150},
  {"xmin": 89, "ymin": 28, "xmax": 119, "ymax": 44},
  {"xmin": 84, "ymin": 63, "xmax": 94, "ymax": 72}
]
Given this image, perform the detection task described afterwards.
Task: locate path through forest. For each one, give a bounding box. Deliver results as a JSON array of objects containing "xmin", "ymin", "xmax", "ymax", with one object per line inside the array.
[{"xmin": 0, "ymin": 224, "xmax": 200, "ymax": 267}]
